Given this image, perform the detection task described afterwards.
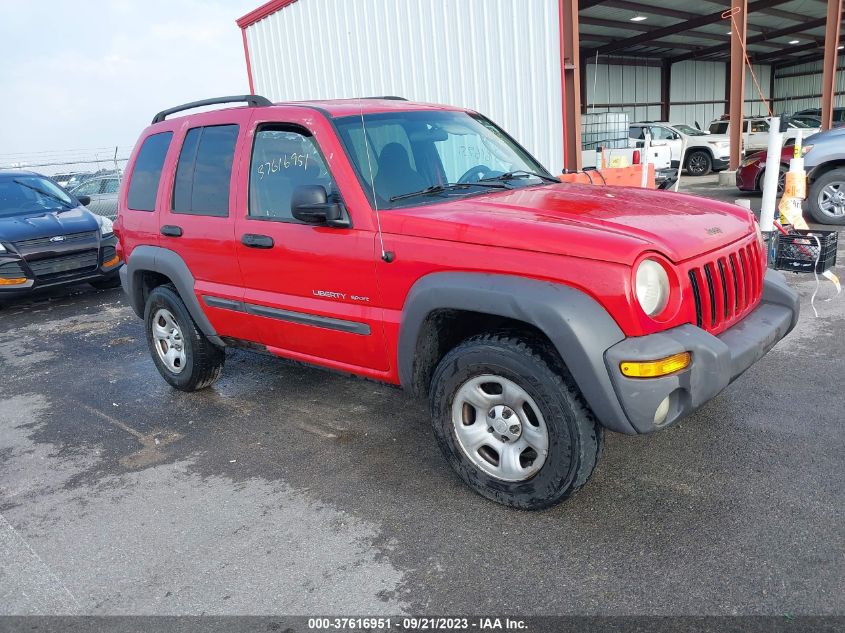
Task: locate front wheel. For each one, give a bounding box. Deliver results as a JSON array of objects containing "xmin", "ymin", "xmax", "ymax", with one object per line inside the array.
[
  {"xmin": 144, "ymin": 284, "xmax": 224, "ymax": 391},
  {"xmin": 807, "ymin": 168, "xmax": 845, "ymax": 225},
  {"xmin": 685, "ymin": 150, "xmax": 712, "ymax": 176},
  {"xmin": 429, "ymin": 333, "xmax": 603, "ymax": 510}
]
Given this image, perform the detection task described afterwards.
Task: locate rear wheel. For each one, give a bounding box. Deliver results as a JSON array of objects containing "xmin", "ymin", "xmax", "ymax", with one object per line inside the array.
[
  {"xmin": 685, "ymin": 150, "xmax": 712, "ymax": 176},
  {"xmin": 144, "ymin": 285, "xmax": 224, "ymax": 391},
  {"xmin": 429, "ymin": 333, "xmax": 603, "ymax": 510},
  {"xmin": 808, "ymin": 168, "xmax": 845, "ymax": 225}
]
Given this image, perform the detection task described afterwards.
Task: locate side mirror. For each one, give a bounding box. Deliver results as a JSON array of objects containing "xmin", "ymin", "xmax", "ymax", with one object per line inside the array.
[
  {"xmin": 77, "ymin": 195, "xmax": 91, "ymax": 206},
  {"xmin": 291, "ymin": 185, "xmax": 348, "ymax": 227}
]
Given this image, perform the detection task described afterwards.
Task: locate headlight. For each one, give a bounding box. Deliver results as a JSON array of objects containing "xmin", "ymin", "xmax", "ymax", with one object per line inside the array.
[
  {"xmin": 635, "ymin": 259, "xmax": 670, "ymax": 317},
  {"xmin": 740, "ymin": 157, "xmax": 758, "ymax": 168},
  {"xmin": 99, "ymin": 216, "xmax": 114, "ymax": 237},
  {"xmin": 0, "ymin": 243, "xmax": 6, "ymax": 254},
  {"xmin": 801, "ymin": 145, "xmax": 814, "ymax": 156}
]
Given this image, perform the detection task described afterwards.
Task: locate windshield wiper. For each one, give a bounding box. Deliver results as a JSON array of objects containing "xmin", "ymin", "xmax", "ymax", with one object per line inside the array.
[
  {"xmin": 13, "ymin": 180, "xmax": 74, "ymax": 209},
  {"xmin": 389, "ymin": 182, "xmax": 509, "ymax": 203},
  {"xmin": 479, "ymin": 170, "xmax": 560, "ymax": 184}
]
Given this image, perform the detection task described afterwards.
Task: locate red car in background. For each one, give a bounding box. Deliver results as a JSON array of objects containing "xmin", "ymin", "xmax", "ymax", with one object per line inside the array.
[{"xmin": 736, "ymin": 145, "xmax": 794, "ymax": 194}]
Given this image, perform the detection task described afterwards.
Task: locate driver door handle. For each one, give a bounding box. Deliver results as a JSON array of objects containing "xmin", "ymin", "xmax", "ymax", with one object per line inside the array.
[{"xmin": 241, "ymin": 233, "xmax": 274, "ymax": 249}]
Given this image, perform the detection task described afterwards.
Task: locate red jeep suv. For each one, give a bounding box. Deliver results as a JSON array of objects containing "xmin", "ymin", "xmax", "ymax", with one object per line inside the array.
[{"xmin": 115, "ymin": 95, "xmax": 799, "ymax": 509}]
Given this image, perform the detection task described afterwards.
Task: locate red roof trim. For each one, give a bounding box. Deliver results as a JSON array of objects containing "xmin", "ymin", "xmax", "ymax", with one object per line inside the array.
[{"xmin": 236, "ymin": 0, "xmax": 298, "ymax": 29}]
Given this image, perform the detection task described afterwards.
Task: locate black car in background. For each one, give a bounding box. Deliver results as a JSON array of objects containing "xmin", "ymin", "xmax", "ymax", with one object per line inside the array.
[{"xmin": 0, "ymin": 170, "xmax": 122, "ymax": 299}]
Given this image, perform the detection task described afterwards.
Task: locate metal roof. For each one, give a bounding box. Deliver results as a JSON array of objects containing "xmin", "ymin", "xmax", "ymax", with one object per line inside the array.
[{"xmin": 579, "ymin": 0, "xmax": 843, "ymax": 68}]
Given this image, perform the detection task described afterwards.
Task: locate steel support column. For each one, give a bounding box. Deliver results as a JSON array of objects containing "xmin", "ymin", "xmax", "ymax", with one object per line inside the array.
[
  {"xmin": 559, "ymin": 0, "xmax": 582, "ymax": 171},
  {"xmin": 661, "ymin": 59, "xmax": 672, "ymax": 122},
  {"xmin": 822, "ymin": 0, "xmax": 843, "ymax": 129},
  {"xmin": 729, "ymin": 1, "xmax": 748, "ymax": 171}
]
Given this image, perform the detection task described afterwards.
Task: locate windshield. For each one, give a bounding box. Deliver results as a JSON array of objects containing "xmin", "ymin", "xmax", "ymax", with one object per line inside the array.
[
  {"xmin": 673, "ymin": 124, "xmax": 707, "ymax": 136},
  {"xmin": 0, "ymin": 176, "xmax": 76, "ymax": 217},
  {"xmin": 334, "ymin": 110, "xmax": 555, "ymax": 208},
  {"xmin": 788, "ymin": 118, "xmax": 817, "ymax": 129}
]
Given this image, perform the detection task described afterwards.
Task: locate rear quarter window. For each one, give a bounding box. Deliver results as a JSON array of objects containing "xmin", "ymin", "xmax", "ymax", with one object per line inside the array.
[{"xmin": 127, "ymin": 132, "xmax": 173, "ymax": 211}]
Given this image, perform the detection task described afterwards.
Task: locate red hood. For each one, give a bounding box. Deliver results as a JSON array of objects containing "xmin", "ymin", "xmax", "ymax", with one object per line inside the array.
[{"xmin": 381, "ymin": 183, "xmax": 755, "ymax": 264}]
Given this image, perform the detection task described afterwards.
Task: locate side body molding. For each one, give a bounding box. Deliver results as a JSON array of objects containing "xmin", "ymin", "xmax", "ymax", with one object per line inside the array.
[
  {"xmin": 120, "ymin": 245, "xmax": 224, "ymax": 347},
  {"xmin": 397, "ymin": 273, "xmax": 637, "ymax": 434}
]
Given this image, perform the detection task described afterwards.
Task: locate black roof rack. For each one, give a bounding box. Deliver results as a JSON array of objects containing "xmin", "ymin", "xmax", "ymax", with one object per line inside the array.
[
  {"xmin": 362, "ymin": 96, "xmax": 407, "ymax": 101},
  {"xmin": 152, "ymin": 95, "xmax": 273, "ymax": 124}
]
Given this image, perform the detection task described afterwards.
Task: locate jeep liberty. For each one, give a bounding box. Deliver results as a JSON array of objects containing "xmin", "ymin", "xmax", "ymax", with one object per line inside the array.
[{"xmin": 116, "ymin": 96, "xmax": 799, "ymax": 509}]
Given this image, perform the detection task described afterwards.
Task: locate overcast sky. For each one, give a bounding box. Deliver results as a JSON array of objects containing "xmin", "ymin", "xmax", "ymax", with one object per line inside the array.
[{"xmin": 0, "ymin": 0, "xmax": 258, "ymax": 160}]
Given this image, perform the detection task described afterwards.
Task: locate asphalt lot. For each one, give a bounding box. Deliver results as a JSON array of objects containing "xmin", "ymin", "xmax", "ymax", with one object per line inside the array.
[{"xmin": 1, "ymin": 179, "xmax": 844, "ymax": 616}]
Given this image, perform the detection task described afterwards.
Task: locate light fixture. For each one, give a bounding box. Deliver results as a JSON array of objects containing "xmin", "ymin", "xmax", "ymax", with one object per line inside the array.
[
  {"xmin": 789, "ymin": 39, "xmax": 800, "ymax": 44},
  {"xmin": 726, "ymin": 30, "xmax": 733, "ymax": 35},
  {"xmin": 630, "ymin": 15, "xmax": 647, "ymax": 21},
  {"xmin": 839, "ymin": 45, "xmax": 844, "ymax": 50}
]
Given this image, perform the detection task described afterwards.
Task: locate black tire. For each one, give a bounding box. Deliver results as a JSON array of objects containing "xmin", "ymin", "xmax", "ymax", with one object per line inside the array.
[
  {"xmin": 89, "ymin": 275, "xmax": 122, "ymax": 290},
  {"xmin": 144, "ymin": 284, "xmax": 224, "ymax": 391},
  {"xmin": 807, "ymin": 167, "xmax": 845, "ymax": 225},
  {"xmin": 429, "ymin": 332, "xmax": 604, "ymax": 510},
  {"xmin": 756, "ymin": 165, "xmax": 787, "ymax": 196},
  {"xmin": 685, "ymin": 150, "xmax": 712, "ymax": 176}
]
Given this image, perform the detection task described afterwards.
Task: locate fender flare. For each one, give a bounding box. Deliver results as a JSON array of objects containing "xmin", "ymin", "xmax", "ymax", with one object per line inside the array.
[
  {"xmin": 121, "ymin": 245, "xmax": 224, "ymax": 346},
  {"xmin": 397, "ymin": 272, "xmax": 637, "ymax": 434}
]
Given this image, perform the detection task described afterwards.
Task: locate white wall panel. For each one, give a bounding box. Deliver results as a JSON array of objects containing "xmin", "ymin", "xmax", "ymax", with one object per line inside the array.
[
  {"xmin": 744, "ymin": 64, "xmax": 772, "ymax": 117},
  {"xmin": 245, "ymin": 0, "xmax": 565, "ymax": 170},
  {"xmin": 583, "ymin": 62, "xmax": 661, "ymax": 123},
  {"xmin": 669, "ymin": 60, "xmax": 725, "ymax": 129},
  {"xmin": 774, "ymin": 56, "xmax": 845, "ymax": 113}
]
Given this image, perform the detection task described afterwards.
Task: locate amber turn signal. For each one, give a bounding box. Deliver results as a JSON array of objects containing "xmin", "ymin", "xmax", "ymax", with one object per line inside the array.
[
  {"xmin": 0, "ymin": 277, "xmax": 27, "ymax": 286},
  {"xmin": 620, "ymin": 352, "xmax": 691, "ymax": 378},
  {"xmin": 103, "ymin": 255, "xmax": 121, "ymax": 268}
]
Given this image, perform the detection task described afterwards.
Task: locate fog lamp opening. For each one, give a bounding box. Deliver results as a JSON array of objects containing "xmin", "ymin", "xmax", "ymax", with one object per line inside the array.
[
  {"xmin": 620, "ymin": 352, "xmax": 691, "ymax": 378},
  {"xmin": 654, "ymin": 396, "xmax": 671, "ymax": 426}
]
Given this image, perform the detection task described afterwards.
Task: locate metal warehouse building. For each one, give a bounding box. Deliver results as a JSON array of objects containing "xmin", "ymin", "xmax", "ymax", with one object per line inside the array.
[{"xmin": 237, "ymin": 0, "xmax": 844, "ymax": 173}]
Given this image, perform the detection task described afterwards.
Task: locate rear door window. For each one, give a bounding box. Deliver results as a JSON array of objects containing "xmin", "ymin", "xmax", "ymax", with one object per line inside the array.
[
  {"xmin": 172, "ymin": 124, "xmax": 239, "ymax": 217},
  {"xmin": 127, "ymin": 132, "xmax": 173, "ymax": 211}
]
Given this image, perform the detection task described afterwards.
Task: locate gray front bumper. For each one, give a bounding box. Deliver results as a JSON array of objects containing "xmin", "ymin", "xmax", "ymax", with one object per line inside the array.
[{"xmin": 603, "ymin": 270, "xmax": 799, "ymax": 434}]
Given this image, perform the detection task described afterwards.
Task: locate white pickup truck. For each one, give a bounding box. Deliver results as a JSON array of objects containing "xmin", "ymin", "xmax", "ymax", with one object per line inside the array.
[{"xmin": 581, "ymin": 143, "xmax": 675, "ymax": 188}]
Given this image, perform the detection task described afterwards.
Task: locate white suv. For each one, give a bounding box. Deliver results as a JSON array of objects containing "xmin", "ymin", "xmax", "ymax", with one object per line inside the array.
[
  {"xmin": 629, "ymin": 122, "xmax": 730, "ymax": 177},
  {"xmin": 708, "ymin": 117, "xmax": 820, "ymax": 154}
]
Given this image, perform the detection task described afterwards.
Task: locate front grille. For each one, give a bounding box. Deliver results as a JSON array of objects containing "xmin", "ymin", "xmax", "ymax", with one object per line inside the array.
[
  {"xmin": 688, "ymin": 240, "xmax": 764, "ymax": 334},
  {"xmin": 27, "ymin": 250, "xmax": 99, "ymax": 279},
  {"xmin": 0, "ymin": 261, "xmax": 26, "ymax": 280},
  {"xmin": 14, "ymin": 231, "xmax": 98, "ymax": 250}
]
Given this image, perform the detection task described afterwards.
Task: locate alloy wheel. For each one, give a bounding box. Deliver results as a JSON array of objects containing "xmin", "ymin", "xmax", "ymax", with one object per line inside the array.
[{"xmin": 152, "ymin": 308, "xmax": 186, "ymax": 373}]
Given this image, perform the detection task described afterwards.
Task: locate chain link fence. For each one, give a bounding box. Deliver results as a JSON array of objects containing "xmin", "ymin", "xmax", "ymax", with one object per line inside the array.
[{"xmin": 0, "ymin": 147, "xmax": 133, "ymax": 219}]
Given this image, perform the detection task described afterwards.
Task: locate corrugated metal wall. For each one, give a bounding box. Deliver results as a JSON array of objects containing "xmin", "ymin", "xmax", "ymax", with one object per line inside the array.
[
  {"xmin": 774, "ymin": 55, "xmax": 845, "ymax": 113},
  {"xmin": 583, "ymin": 59, "xmax": 771, "ymax": 130},
  {"xmin": 669, "ymin": 60, "xmax": 726, "ymax": 128},
  {"xmin": 744, "ymin": 63, "xmax": 772, "ymax": 117},
  {"xmin": 244, "ymin": 0, "xmax": 566, "ymax": 171},
  {"xmin": 582, "ymin": 61, "xmax": 662, "ymax": 123}
]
